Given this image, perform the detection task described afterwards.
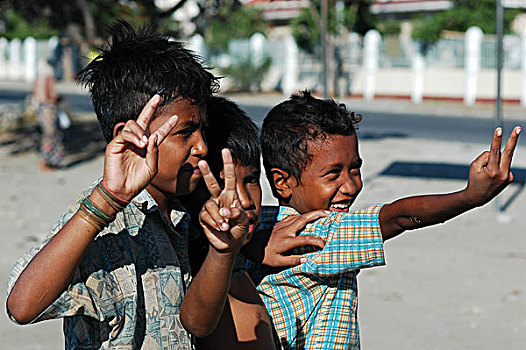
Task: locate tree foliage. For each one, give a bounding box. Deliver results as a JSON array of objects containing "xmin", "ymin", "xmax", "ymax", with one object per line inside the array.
[
  {"xmin": 291, "ymin": 0, "xmax": 375, "ymax": 54},
  {"xmin": 0, "ymin": 0, "xmax": 188, "ymax": 43},
  {"xmin": 204, "ymin": 4, "xmax": 267, "ymax": 54},
  {"xmin": 412, "ymin": 0, "xmax": 521, "ymax": 44}
]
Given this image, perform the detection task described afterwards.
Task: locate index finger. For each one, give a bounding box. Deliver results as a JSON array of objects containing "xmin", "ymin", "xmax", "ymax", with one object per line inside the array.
[
  {"xmin": 136, "ymin": 94, "xmax": 161, "ymax": 130},
  {"xmin": 488, "ymin": 127, "xmax": 503, "ymax": 171},
  {"xmin": 198, "ymin": 160, "xmax": 222, "ymax": 198},
  {"xmin": 221, "ymin": 149, "xmax": 236, "ymax": 192},
  {"xmin": 500, "ymin": 126, "xmax": 522, "ymax": 172}
]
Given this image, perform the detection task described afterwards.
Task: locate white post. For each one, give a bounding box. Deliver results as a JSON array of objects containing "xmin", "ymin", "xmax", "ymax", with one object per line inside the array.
[
  {"xmin": 187, "ymin": 34, "xmax": 206, "ymax": 60},
  {"xmin": 0, "ymin": 37, "xmax": 7, "ymax": 80},
  {"xmin": 521, "ymin": 30, "xmax": 526, "ymax": 107},
  {"xmin": 8, "ymin": 38, "xmax": 22, "ymax": 81},
  {"xmin": 347, "ymin": 32, "xmax": 361, "ymax": 95},
  {"xmin": 282, "ymin": 35, "xmax": 299, "ymax": 95},
  {"xmin": 48, "ymin": 36, "xmax": 59, "ymax": 59},
  {"xmin": 412, "ymin": 50, "xmax": 424, "ymax": 103},
  {"xmin": 24, "ymin": 36, "xmax": 37, "ymax": 82},
  {"xmin": 464, "ymin": 26, "xmax": 483, "ymax": 106},
  {"xmin": 250, "ymin": 32, "xmax": 266, "ymax": 67},
  {"xmin": 363, "ymin": 30, "xmax": 381, "ymax": 101}
]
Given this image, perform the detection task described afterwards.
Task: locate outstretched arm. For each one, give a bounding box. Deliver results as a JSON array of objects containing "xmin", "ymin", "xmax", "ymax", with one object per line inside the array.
[
  {"xmin": 380, "ymin": 126, "xmax": 521, "ymax": 241},
  {"xmin": 7, "ymin": 95, "xmax": 179, "ymax": 324},
  {"xmin": 180, "ymin": 149, "xmax": 249, "ymax": 337}
]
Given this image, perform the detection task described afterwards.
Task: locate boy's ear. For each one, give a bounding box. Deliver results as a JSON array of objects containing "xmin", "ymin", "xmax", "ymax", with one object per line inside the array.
[
  {"xmin": 269, "ymin": 168, "xmax": 296, "ymax": 203},
  {"xmin": 112, "ymin": 122, "xmax": 127, "ymax": 139}
]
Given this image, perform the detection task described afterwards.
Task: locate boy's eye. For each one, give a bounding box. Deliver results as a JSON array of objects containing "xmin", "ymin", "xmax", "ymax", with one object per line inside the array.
[
  {"xmin": 245, "ymin": 175, "xmax": 260, "ymax": 184},
  {"xmin": 323, "ymin": 168, "xmax": 341, "ymax": 179},
  {"xmin": 350, "ymin": 168, "xmax": 361, "ymax": 176}
]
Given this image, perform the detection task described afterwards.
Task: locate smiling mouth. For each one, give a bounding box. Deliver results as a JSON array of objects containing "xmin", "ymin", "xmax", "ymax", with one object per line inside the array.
[{"xmin": 330, "ymin": 202, "xmax": 351, "ymax": 212}]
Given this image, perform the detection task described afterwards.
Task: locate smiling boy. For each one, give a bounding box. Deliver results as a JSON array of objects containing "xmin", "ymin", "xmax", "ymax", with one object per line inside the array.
[
  {"xmin": 6, "ymin": 21, "xmax": 219, "ymax": 349},
  {"xmin": 252, "ymin": 91, "xmax": 521, "ymax": 349}
]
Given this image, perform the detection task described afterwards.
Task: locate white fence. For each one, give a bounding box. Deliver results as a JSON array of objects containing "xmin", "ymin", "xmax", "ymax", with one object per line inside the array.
[{"xmin": 4, "ymin": 28, "xmax": 526, "ymax": 106}]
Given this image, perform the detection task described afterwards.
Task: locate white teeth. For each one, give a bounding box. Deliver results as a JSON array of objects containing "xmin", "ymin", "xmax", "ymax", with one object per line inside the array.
[{"xmin": 331, "ymin": 203, "xmax": 350, "ymax": 209}]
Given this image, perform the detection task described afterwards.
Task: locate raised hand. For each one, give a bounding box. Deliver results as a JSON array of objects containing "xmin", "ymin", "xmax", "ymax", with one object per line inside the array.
[
  {"xmin": 262, "ymin": 210, "xmax": 328, "ymax": 267},
  {"xmin": 465, "ymin": 126, "xmax": 522, "ymax": 207},
  {"xmin": 102, "ymin": 95, "xmax": 179, "ymax": 201},
  {"xmin": 199, "ymin": 149, "xmax": 249, "ymax": 253}
]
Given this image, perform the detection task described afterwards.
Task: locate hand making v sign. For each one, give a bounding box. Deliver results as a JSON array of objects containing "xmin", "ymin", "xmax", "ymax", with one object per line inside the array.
[
  {"xmin": 465, "ymin": 126, "xmax": 522, "ymax": 207},
  {"xmin": 198, "ymin": 149, "xmax": 250, "ymax": 254},
  {"xmin": 101, "ymin": 94, "xmax": 180, "ymax": 201}
]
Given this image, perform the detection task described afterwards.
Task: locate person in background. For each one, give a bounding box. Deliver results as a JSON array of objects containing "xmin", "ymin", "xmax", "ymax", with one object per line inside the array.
[{"xmin": 33, "ymin": 59, "xmax": 64, "ymax": 171}]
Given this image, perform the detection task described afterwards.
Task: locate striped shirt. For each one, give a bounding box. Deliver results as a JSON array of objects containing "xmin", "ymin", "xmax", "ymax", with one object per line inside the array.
[{"xmin": 255, "ymin": 205, "xmax": 385, "ymax": 349}]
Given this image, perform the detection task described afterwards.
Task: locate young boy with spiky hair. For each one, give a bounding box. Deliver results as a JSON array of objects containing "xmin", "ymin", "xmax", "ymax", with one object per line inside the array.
[
  {"xmin": 252, "ymin": 90, "xmax": 521, "ymax": 349},
  {"xmin": 6, "ymin": 20, "xmax": 220, "ymax": 349}
]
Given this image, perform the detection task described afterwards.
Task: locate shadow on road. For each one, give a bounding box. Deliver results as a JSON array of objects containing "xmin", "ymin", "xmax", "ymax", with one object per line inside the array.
[
  {"xmin": 379, "ymin": 161, "xmax": 526, "ymax": 211},
  {"xmin": 0, "ymin": 118, "xmax": 106, "ymax": 168}
]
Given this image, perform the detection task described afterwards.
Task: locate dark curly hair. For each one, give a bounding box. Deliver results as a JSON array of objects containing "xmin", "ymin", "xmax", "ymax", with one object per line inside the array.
[
  {"xmin": 77, "ymin": 20, "xmax": 220, "ymax": 143},
  {"xmin": 205, "ymin": 96, "xmax": 260, "ymax": 177},
  {"xmin": 261, "ymin": 90, "xmax": 361, "ymax": 188}
]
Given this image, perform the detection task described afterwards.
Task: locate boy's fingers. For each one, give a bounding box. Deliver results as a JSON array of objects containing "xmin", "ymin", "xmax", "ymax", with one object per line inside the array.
[
  {"xmin": 487, "ymin": 127, "xmax": 503, "ymax": 171},
  {"xmin": 289, "ymin": 210, "xmax": 330, "ymax": 232},
  {"xmin": 118, "ymin": 130, "xmax": 145, "ymax": 149},
  {"xmin": 145, "ymin": 134, "xmax": 159, "ymax": 172},
  {"xmin": 273, "ymin": 255, "xmax": 309, "ymax": 268},
  {"xmin": 500, "ymin": 126, "xmax": 521, "ymax": 172},
  {"xmin": 123, "ymin": 120, "xmax": 147, "ymax": 143},
  {"xmin": 283, "ymin": 235, "xmax": 326, "ymax": 250},
  {"xmin": 198, "ymin": 160, "xmax": 222, "ymax": 198},
  {"xmin": 136, "ymin": 94, "xmax": 161, "ymax": 130},
  {"xmin": 221, "ymin": 149, "xmax": 236, "ymax": 193},
  {"xmin": 151, "ymin": 115, "xmax": 179, "ymax": 146},
  {"xmin": 471, "ymin": 151, "xmax": 490, "ymax": 169},
  {"xmin": 201, "ymin": 201, "xmax": 228, "ymax": 232}
]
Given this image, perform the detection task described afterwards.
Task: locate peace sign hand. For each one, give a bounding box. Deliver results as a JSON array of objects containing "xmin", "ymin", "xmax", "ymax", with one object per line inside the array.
[
  {"xmin": 465, "ymin": 126, "xmax": 522, "ymax": 207},
  {"xmin": 199, "ymin": 149, "xmax": 249, "ymax": 254},
  {"xmin": 101, "ymin": 94, "xmax": 179, "ymax": 202}
]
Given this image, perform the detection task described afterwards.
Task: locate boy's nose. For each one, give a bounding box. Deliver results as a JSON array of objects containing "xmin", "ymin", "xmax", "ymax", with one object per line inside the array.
[
  {"xmin": 191, "ymin": 131, "xmax": 207, "ymax": 158},
  {"xmin": 237, "ymin": 186, "xmax": 255, "ymax": 211},
  {"xmin": 340, "ymin": 173, "xmax": 362, "ymax": 196}
]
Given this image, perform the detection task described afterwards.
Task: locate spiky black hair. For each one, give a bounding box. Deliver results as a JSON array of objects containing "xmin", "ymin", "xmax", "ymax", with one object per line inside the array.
[{"xmin": 78, "ymin": 20, "xmax": 219, "ymax": 142}]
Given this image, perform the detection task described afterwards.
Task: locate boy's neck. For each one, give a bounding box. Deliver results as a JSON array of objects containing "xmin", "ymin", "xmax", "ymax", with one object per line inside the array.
[{"xmin": 146, "ymin": 184, "xmax": 171, "ymax": 219}]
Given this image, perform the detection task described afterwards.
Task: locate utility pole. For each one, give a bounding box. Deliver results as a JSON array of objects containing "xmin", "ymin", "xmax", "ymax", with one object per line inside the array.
[
  {"xmin": 320, "ymin": 0, "xmax": 329, "ymax": 98},
  {"xmin": 496, "ymin": 0, "xmax": 504, "ymax": 128}
]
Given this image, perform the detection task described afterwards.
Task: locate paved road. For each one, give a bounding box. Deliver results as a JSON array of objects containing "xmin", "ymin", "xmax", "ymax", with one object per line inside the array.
[{"xmin": 1, "ymin": 88, "xmax": 525, "ymax": 147}]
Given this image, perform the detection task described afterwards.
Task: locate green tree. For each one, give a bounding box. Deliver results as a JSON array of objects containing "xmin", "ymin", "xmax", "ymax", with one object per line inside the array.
[
  {"xmin": 204, "ymin": 4, "xmax": 267, "ymax": 54},
  {"xmin": 0, "ymin": 0, "xmax": 190, "ymax": 43},
  {"xmin": 412, "ymin": 0, "xmax": 521, "ymax": 45},
  {"xmin": 291, "ymin": 0, "xmax": 375, "ymax": 54}
]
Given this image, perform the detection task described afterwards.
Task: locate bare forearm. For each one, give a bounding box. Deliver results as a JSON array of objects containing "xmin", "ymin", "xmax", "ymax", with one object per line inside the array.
[
  {"xmin": 181, "ymin": 248, "xmax": 237, "ymax": 337},
  {"xmin": 7, "ymin": 191, "xmax": 116, "ymax": 323},
  {"xmin": 380, "ymin": 189, "xmax": 475, "ymax": 241}
]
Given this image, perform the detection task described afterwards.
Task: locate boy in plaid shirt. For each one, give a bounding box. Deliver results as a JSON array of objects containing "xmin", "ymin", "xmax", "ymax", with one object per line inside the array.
[{"xmin": 249, "ymin": 90, "xmax": 521, "ymax": 349}]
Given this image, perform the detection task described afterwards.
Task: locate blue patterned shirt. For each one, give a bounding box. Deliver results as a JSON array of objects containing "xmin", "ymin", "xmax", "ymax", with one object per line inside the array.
[
  {"xmin": 6, "ymin": 180, "xmax": 194, "ymax": 349},
  {"xmin": 253, "ymin": 205, "xmax": 385, "ymax": 350}
]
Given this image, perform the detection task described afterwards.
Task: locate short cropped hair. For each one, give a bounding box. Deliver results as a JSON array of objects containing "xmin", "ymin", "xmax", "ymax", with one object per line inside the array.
[
  {"xmin": 205, "ymin": 96, "xmax": 260, "ymax": 177},
  {"xmin": 78, "ymin": 20, "xmax": 219, "ymax": 143},
  {"xmin": 261, "ymin": 90, "xmax": 361, "ymax": 185}
]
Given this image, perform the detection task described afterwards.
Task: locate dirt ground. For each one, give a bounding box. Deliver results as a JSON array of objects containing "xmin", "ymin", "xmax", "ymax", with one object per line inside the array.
[{"xmin": 1, "ymin": 110, "xmax": 525, "ymax": 349}]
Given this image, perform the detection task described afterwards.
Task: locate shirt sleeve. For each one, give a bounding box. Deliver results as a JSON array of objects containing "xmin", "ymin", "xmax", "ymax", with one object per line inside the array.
[
  {"xmin": 5, "ymin": 192, "xmax": 99, "ymax": 324},
  {"xmin": 300, "ymin": 204, "xmax": 386, "ymax": 276}
]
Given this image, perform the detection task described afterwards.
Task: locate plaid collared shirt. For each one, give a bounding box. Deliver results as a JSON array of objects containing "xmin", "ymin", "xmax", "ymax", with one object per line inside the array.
[
  {"xmin": 7, "ymin": 179, "xmax": 194, "ymax": 349},
  {"xmin": 254, "ymin": 205, "xmax": 385, "ymax": 350}
]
